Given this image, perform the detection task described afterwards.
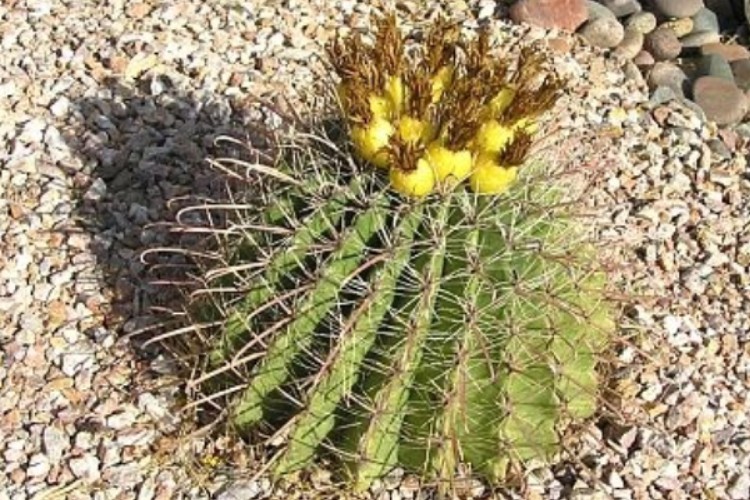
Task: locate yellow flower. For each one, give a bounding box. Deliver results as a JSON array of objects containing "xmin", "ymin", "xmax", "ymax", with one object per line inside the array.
[
  {"xmin": 488, "ymin": 86, "xmax": 516, "ymax": 116},
  {"xmin": 469, "ymin": 153, "xmax": 518, "ymax": 194},
  {"xmin": 352, "ymin": 117, "xmax": 395, "ymax": 169},
  {"xmin": 430, "ymin": 65, "xmax": 454, "ymax": 103},
  {"xmin": 369, "ymin": 94, "xmax": 393, "ymax": 120},
  {"xmin": 398, "ymin": 116, "xmax": 436, "ymax": 144},
  {"xmin": 384, "ymin": 74, "xmax": 404, "ymax": 118},
  {"xmin": 514, "ymin": 117, "xmax": 539, "ymax": 135},
  {"xmin": 426, "ymin": 142, "xmax": 472, "ymax": 185},
  {"xmin": 390, "ymin": 157, "xmax": 435, "ymax": 198},
  {"xmin": 473, "ymin": 119, "xmax": 515, "ymax": 154}
]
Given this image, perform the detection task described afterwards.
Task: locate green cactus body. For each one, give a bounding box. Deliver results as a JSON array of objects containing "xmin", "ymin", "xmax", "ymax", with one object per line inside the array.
[{"xmin": 191, "ymin": 161, "xmax": 615, "ymax": 490}]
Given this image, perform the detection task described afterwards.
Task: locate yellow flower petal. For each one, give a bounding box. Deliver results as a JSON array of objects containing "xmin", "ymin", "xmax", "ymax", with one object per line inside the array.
[
  {"xmin": 390, "ymin": 157, "xmax": 435, "ymax": 198},
  {"xmin": 384, "ymin": 75, "xmax": 404, "ymax": 118},
  {"xmin": 369, "ymin": 94, "xmax": 393, "ymax": 120},
  {"xmin": 469, "ymin": 154, "xmax": 518, "ymax": 194},
  {"xmin": 426, "ymin": 143, "xmax": 472, "ymax": 185},
  {"xmin": 430, "ymin": 65, "xmax": 454, "ymax": 103},
  {"xmin": 352, "ymin": 118, "xmax": 395, "ymax": 169},
  {"xmin": 473, "ymin": 120, "xmax": 515, "ymax": 154},
  {"xmin": 488, "ymin": 86, "xmax": 516, "ymax": 116},
  {"xmin": 398, "ymin": 116, "xmax": 436, "ymax": 144}
]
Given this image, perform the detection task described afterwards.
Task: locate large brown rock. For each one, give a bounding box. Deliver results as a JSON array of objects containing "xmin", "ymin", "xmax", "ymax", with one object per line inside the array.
[
  {"xmin": 509, "ymin": 0, "xmax": 588, "ymax": 32},
  {"xmin": 693, "ymin": 76, "xmax": 748, "ymax": 126}
]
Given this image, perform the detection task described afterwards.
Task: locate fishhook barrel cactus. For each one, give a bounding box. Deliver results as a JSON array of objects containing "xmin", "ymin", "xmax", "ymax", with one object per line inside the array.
[{"xmin": 172, "ymin": 13, "xmax": 618, "ymax": 494}]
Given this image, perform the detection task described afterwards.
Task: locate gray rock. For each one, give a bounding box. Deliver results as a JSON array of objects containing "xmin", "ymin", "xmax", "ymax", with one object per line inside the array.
[
  {"xmin": 648, "ymin": 60, "xmax": 688, "ymax": 95},
  {"xmin": 652, "ymin": 0, "xmax": 705, "ymax": 18},
  {"xmin": 626, "ymin": 10, "xmax": 657, "ymax": 32},
  {"xmin": 84, "ymin": 178, "xmax": 107, "ymax": 202},
  {"xmin": 691, "ymin": 7, "xmax": 720, "ymax": 33},
  {"xmin": 698, "ymin": 53, "xmax": 735, "ymax": 81},
  {"xmin": 650, "ymin": 85, "xmax": 680, "ymax": 104},
  {"xmin": 615, "ymin": 28, "xmax": 645, "ymax": 58},
  {"xmin": 704, "ymin": 0, "xmax": 738, "ymax": 30},
  {"xmin": 645, "ymin": 27, "xmax": 682, "ymax": 61},
  {"xmin": 580, "ymin": 16, "xmax": 626, "ymax": 47},
  {"xmin": 681, "ymin": 30, "xmax": 721, "ymax": 48},
  {"xmin": 600, "ymin": 0, "xmax": 642, "ymax": 16},
  {"xmin": 732, "ymin": 59, "xmax": 750, "ymax": 90},
  {"xmin": 216, "ymin": 480, "xmax": 262, "ymax": 500},
  {"xmin": 587, "ymin": 0, "xmax": 616, "ymax": 20}
]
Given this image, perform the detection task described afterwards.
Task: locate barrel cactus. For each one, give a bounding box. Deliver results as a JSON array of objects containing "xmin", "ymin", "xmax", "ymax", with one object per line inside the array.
[{"xmin": 170, "ymin": 14, "xmax": 618, "ymax": 494}]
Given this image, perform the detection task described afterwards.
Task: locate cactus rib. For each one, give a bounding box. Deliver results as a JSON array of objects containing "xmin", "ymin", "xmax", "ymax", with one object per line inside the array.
[
  {"xmin": 354, "ymin": 201, "xmax": 450, "ymax": 491},
  {"xmin": 273, "ymin": 205, "xmax": 424, "ymax": 476},
  {"xmin": 233, "ymin": 196, "xmax": 389, "ymax": 428}
]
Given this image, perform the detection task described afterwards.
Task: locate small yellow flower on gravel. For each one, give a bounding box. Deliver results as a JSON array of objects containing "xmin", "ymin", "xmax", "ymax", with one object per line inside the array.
[{"xmin": 390, "ymin": 157, "xmax": 435, "ymax": 197}]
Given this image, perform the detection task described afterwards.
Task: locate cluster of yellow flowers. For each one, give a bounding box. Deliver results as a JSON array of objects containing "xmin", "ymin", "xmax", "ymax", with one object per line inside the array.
[{"xmin": 327, "ymin": 15, "xmax": 564, "ymax": 198}]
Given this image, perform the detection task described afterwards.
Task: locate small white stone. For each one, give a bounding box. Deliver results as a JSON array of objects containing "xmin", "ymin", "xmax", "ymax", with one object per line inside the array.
[
  {"xmin": 49, "ymin": 97, "xmax": 70, "ymax": 117},
  {"xmin": 663, "ymin": 315, "xmax": 682, "ymax": 335},
  {"xmin": 729, "ymin": 473, "xmax": 750, "ymax": 500},
  {"xmin": 43, "ymin": 426, "xmax": 69, "ymax": 462},
  {"xmin": 27, "ymin": 453, "xmax": 50, "ymax": 477},
  {"xmin": 68, "ymin": 454, "xmax": 101, "ymax": 482}
]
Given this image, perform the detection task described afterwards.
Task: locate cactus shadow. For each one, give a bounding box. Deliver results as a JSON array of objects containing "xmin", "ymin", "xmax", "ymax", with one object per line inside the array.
[{"xmin": 62, "ymin": 75, "xmax": 276, "ymax": 343}]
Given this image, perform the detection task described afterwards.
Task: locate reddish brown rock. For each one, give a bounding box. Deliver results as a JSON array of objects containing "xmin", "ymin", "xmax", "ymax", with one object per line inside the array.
[
  {"xmin": 644, "ymin": 28, "xmax": 681, "ymax": 62},
  {"xmin": 509, "ymin": 0, "xmax": 587, "ymax": 32},
  {"xmin": 701, "ymin": 43, "xmax": 750, "ymax": 63},
  {"xmin": 693, "ymin": 76, "xmax": 748, "ymax": 126}
]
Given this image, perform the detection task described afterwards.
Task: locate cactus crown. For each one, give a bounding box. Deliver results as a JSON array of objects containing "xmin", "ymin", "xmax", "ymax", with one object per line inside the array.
[{"xmin": 158, "ymin": 12, "xmax": 620, "ymax": 497}]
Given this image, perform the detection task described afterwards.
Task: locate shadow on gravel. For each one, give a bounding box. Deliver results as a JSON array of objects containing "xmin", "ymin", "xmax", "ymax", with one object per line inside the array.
[{"xmin": 62, "ymin": 75, "xmax": 273, "ymax": 346}]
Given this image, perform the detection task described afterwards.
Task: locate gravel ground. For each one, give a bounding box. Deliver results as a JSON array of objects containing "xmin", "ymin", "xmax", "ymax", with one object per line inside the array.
[{"xmin": 1, "ymin": 1, "xmax": 750, "ymax": 499}]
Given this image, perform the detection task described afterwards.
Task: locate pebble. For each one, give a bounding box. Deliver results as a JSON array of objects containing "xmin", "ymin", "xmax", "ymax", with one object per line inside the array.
[
  {"xmin": 615, "ymin": 28, "xmax": 645, "ymax": 59},
  {"xmin": 587, "ymin": 0, "xmax": 617, "ymax": 20},
  {"xmin": 700, "ymin": 42, "xmax": 750, "ymax": 62},
  {"xmin": 698, "ymin": 53, "xmax": 735, "ymax": 81},
  {"xmin": 652, "ymin": 0, "xmax": 705, "ymax": 18},
  {"xmin": 50, "ymin": 97, "xmax": 71, "ymax": 118},
  {"xmin": 729, "ymin": 473, "xmax": 750, "ymax": 500},
  {"xmin": 600, "ymin": 0, "xmax": 642, "ymax": 17},
  {"xmin": 69, "ymin": 454, "xmax": 101, "ymax": 482},
  {"xmin": 680, "ymin": 30, "xmax": 721, "ymax": 48},
  {"xmin": 626, "ymin": 11, "xmax": 657, "ymax": 33},
  {"xmin": 26, "ymin": 454, "xmax": 51, "ymax": 478},
  {"xmin": 661, "ymin": 17, "xmax": 694, "ymax": 37},
  {"xmin": 580, "ymin": 16, "xmax": 626, "ymax": 48},
  {"xmin": 43, "ymin": 425, "xmax": 69, "ymax": 462},
  {"xmin": 510, "ymin": 0, "xmax": 588, "ymax": 31},
  {"xmin": 691, "ymin": 7, "xmax": 720, "ymax": 33},
  {"xmin": 693, "ymin": 76, "xmax": 748, "ymax": 125},
  {"xmin": 216, "ymin": 480, "xmax": 263, "ymax": 500},
  {"xmin": 732, "ymin": 59, "xmax": 750, "ymax": 90},
  {"xmin": 648, "ymin": 61, "xmax": 689, "ymax": 95},
  {"xmin": 645, "ymin": 28, "xmax": 682, "ymax": 61}
]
